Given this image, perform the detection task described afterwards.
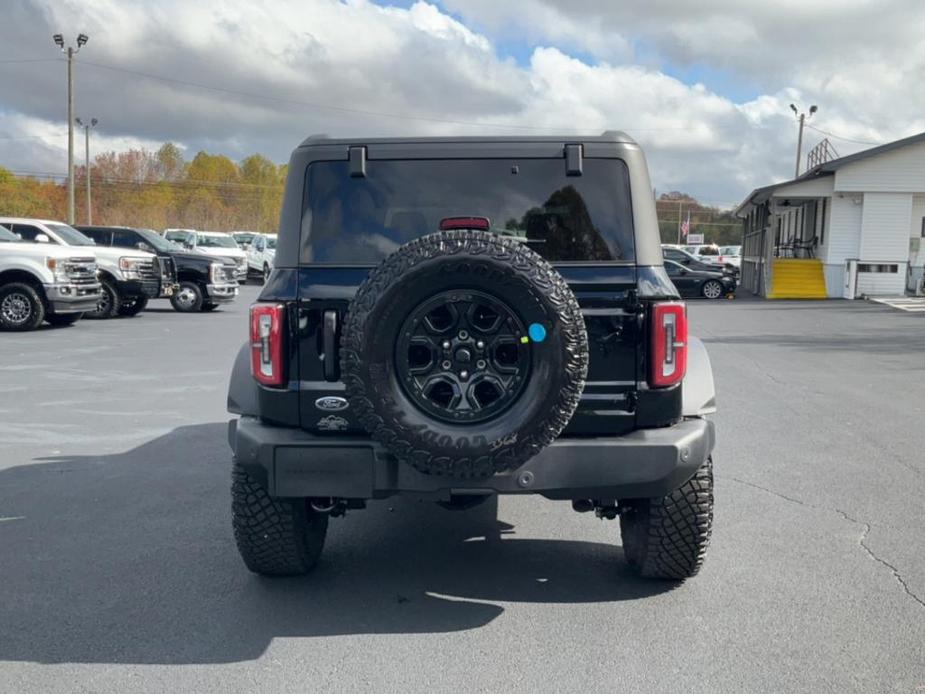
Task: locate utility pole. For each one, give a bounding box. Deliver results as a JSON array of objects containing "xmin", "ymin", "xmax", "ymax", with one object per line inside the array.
[
  {"xmin": 76, "ymin": 118, "xmax": 97, "ymax": 224},
  {"xmin": 676, "ymin": 199, "xmax": 683, "ymax": 244},
  {"xmin": 53, "ymin": 32, "xmax": 89, "ymax": 225},
  {"xmin": 790, "ymin": 103, "xmax": 817, "ymax": 178}
]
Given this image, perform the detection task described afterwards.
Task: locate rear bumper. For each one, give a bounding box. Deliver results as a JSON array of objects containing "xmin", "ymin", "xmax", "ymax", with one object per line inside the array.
[{"xmin": 228, "ymin": 416, "xmax": 715, "ymax": 501}]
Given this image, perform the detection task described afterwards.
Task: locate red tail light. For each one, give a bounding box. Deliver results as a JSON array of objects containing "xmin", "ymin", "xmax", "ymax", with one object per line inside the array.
[
  {"xmin": 650, "ymin": 301, "xmax": 688, "ymax": 388},
  {"xmin": 250, "ymin": 303, "xmax": 285, "ymax": 387},
  {"xmin": 439, "ymin": 216, "xmax": 490, "ymax": 231}
]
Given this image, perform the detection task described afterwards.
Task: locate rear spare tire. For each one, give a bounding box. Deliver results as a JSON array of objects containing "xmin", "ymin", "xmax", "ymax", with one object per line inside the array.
[{"xmin": 341, "ymin": 230, "xmax": 588, "ymax": 478}]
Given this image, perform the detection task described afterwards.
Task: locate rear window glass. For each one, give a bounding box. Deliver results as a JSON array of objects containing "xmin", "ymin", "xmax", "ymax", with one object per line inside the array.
[{"xmin": 301, "ymin": 158, "xmax": 634, "ymax": 264}]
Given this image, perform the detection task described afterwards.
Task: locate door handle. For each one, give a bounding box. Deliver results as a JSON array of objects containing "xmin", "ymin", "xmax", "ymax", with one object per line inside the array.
[{"xmin": 323, "ymin": 310, "xmax": 338, "ymax": 381}]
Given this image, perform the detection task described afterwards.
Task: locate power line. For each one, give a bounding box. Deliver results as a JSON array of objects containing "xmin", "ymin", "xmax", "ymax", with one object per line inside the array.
[{"xmin": 804, "ymin": 123, "xmax": 881, "ymax": 146}]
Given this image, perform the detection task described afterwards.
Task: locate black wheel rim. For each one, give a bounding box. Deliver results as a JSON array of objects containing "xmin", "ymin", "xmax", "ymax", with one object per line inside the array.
[
  {"xmin": 395, "ymin": 289, "xmax": 531, "ymax": 424},
  {"xmin": 96, "ymin": 288, "xmax": 112, "ymax": 315},
  {"xmin": 1, "ymin": 292, "xmax": 32, "ymax": 325}
]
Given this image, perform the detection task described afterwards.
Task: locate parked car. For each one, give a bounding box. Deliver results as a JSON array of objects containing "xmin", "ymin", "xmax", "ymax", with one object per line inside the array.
[
  {"xmin": 719, "ymin": 245, "xmax": 742, "ymax": 271},
  {"xmin": 664, "ymin": 259, "xmax": 736, "ymax": 299},
  {"xmin": 662, "ymin": 244, "xmax": 735, "ymax": 276},
  {"xmin": 0, "ymin": 217, "xmax": 159, "ymax": 318},
  {"xmin": 245, "ymin": 233, "xmax": 276, "ymax": 283},
  {"xmin": 231, "ymin": 231, "xmax": 258, "ymax": 249},
  {"xmin": 226, "ymin": 131, "xmax": 717, "ymax": 581},
  {"xmin": 76, "ymin": 226, "xmax": 239, "ymax": 312},
  {"xmin": 164, "ymin": 228, "xmax": 196, "ymax": 240},
  {"xmin": 169, "ymin": 230, "xmax": 248, "ymax": 282},
  {"xmin": 0, "ymin": 224, "xmax": 101, "ymax": 330}
]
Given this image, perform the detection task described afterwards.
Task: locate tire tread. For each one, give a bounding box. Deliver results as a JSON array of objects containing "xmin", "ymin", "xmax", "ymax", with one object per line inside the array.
[
  {"xmin": 231, "ymin": 462, "xmax": 328, "ymax": 576},
  {"xmin": 621, "ymin": 457, "xmax": 714, "ymax": 580}
]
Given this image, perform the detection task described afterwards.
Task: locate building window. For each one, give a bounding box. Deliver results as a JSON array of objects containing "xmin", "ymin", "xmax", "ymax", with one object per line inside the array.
[{"xmin": 857, "ymin": 263, "xmax": 898, "ymax": 273}]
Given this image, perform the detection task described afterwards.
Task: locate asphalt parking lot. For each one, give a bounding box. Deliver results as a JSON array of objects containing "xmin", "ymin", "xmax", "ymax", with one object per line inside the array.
[{"xmin": 1, "ymin": 288, "xmax": 923, "ymax": 693}]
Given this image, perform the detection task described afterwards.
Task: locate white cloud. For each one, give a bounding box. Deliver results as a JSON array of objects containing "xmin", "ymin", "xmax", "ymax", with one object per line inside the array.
[{"xmin": 0, "ymin": 0, "xmax": 923, "ymax": 206}]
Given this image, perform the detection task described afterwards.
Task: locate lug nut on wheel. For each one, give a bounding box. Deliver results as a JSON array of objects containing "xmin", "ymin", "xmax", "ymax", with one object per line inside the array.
[
  {"xmin": 460, "ymin": 370, "xmax": 469, "ymax": 380},
  {"xmin": 458, "ymin": 330, "xmax": 468, "ymax": 340}
]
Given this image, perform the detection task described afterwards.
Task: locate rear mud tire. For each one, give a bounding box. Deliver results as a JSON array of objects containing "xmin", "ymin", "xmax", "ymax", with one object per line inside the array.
[
  {"xmin": 620, "ymin": 457, "xmax": 714, "ymax": 580},
  {"xmin": 231, "ymin": 462, "xmax": 328, "ymax": 576}
]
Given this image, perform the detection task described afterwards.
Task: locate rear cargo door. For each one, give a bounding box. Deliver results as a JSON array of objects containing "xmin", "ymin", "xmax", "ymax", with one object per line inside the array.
[{"xmin": 296, "ymin": 148, "xmax": 639, "ymax": 436}]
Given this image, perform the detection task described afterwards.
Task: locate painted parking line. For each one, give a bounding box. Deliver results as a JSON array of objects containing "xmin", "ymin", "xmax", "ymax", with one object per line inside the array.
[{"xmin": 870, "ymin": 297, "xmax": 925, "ymax": 312}]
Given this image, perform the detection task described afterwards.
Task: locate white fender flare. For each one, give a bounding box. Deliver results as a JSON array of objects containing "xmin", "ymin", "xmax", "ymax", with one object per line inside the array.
[{"xmin": 682, "ymin": 335, "xmax": 716, "ymax": 417}]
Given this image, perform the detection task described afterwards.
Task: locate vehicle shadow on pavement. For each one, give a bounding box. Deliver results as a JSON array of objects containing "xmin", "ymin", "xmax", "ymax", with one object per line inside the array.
[{"xmin": 0, "ymin": 423, "xmax": 672, "ymax": 665}]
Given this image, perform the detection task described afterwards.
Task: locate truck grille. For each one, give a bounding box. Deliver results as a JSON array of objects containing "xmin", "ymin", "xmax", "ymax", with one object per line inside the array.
[
  {"xmin": 137, "ymin": 259, "xmax": 161, "ymax": 295},
  {"xmin": 64, "ymin": 258, "xmax": 98, "ymax": 286}
]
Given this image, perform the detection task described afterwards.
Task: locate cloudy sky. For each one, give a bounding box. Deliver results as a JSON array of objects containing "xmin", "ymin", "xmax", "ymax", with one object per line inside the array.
[{"xmin": 1, "ymin": 0, "xmax": 923, "ymax": 206}]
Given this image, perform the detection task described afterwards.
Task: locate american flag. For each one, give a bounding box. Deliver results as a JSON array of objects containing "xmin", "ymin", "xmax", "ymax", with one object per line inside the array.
[{"xmin": 680, "ymin": 212, "xmax": 691, "ymax": 238}]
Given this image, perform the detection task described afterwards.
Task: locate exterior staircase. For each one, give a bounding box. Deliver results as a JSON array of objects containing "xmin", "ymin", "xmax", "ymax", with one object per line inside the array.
[{"xmin": 767, "ymin": 258, "xmax": 828, "ymax": 299}]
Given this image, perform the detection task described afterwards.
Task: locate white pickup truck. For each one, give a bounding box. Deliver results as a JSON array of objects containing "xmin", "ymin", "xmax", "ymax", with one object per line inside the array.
[
  {"xmin": 0, "ymin": 224, "xmax": 101, "ymax": 330},
  {"xmin": 0, "ymin": 217, "xmax": 162, "ymax": 319},
  {"xmin": 245, "ymin": 233, "xmax": 276, "ymax": 283}
]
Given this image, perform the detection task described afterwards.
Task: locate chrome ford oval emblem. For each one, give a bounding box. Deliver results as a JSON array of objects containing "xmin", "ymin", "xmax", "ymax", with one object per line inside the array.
[{"xmin": 315, "ymin": 396, "xmax": 349, "ymax": 412}]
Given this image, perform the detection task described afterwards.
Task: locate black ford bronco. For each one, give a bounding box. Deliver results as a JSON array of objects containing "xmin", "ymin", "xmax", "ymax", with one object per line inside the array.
[{"xmin": 227, "ymin": 132, "xmax": 716, "ymax": 580}]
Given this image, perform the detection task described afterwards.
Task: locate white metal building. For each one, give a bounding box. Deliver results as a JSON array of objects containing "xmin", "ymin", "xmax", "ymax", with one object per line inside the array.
[{"xmin": 736, "ymin": 131, "xmax": 925, "ymax": 299}]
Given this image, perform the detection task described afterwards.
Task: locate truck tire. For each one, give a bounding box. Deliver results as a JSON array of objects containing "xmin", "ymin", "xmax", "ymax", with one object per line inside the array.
[
  {"xmin": 263, "ymin": 263, "xmax": 271, "ymax": 284},
  {"xmin": 341, "ymin": 230, "xmax": 588, "ymax": 478},
  {"xmin": 0, "ymin": 282, "xmax": 45, "ymax": 331},
  {"xmin": 170, "ymin": 281, "xmax": 204, "ymax": 312},
  {"xmin": 620, "ymin": 457, "xmax": 714, "ymax": 580},
  {"xmin": 86, "ymin": 279, "xmax": 120, "ymax": 319},
  {"xmin": 118, "ymin": 296, "xmax": 148, "ymax": 317},
  {"xmin": 231, "ymin": 462, "xmax": 328, "ymax": 576},
  {"xmin": 45, "ymin": 312, "xmax": 83, "ymax": 327}
]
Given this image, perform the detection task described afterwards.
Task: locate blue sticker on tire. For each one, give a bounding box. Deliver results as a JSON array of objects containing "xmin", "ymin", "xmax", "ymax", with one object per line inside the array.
[{"xmin": 528, "ymin": 323, "xmax": 547, "ymax": 343}]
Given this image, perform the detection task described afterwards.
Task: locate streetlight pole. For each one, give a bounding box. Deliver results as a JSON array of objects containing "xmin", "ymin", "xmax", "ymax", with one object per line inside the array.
[
  {"xmin": 790, "ymin": 103, "xmax": 817, "ymax": 178},
  {"xmin": 76, "ymin": 118, "xmax": 97, "ymax": 224},
  {"xmin": 52, "ymin": 32, "xmax": 89, "ymax": 225}
]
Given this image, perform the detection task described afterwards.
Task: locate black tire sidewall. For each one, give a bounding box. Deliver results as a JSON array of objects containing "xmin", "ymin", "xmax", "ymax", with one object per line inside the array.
[
  {"xmin": 342, "ymin": 231, "xmax": 588, "ymax": 476},
  {"xmin": 87, "ymin": 279, "xmax": 120, "ymax": 319},
  {"xmin": 118, "ymin": 295, "xmax": 148, "ymax": 317},
  {"xmin": 0, "ymin": 283, "xmax": 45, "ymax": 331}
]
